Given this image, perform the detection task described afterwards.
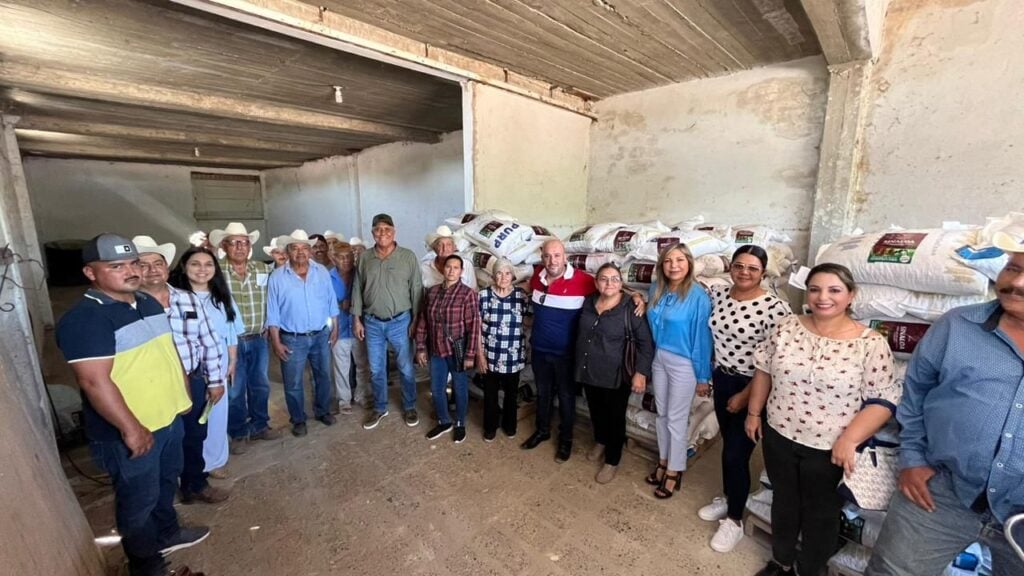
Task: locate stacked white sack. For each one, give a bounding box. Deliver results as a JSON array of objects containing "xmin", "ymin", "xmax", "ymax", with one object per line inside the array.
[{"xmin": 441, "ymin": 210, "xmax": 553, "ymax": 288}]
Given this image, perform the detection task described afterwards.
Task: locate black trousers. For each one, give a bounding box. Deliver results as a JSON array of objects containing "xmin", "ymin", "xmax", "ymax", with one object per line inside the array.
[
  {"xmin": 763, "ymin": 425, "xmax": 844, "ymax": 576},
  {"xmin": 180, "ymin": 371, "xmax": 210, "ymax": 496},
  {"xmin": 583, "ymin": 381, "xmax": 632, "ymax": 466},
  {"xmin": 712, "ymin": 367, "xmax": 757, "ymax": 521},
  {"xmin": 482, "ymin": 371, "xmax": 521, "ymax": 435},
  {"xmin": 532, "ymin": 350, "xmax": 576, "ymax": 442}
]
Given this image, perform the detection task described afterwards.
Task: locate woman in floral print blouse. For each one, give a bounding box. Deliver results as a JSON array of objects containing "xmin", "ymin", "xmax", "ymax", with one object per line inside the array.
[{"xmin": 745, "ymin": 263, "xmax": 901, "ymax": 576}]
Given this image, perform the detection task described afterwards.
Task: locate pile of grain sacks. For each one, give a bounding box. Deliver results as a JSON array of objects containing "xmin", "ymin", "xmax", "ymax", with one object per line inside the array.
[{"xmin": 440, "ymin": 210, "xmax": 549, "ymax": 288}]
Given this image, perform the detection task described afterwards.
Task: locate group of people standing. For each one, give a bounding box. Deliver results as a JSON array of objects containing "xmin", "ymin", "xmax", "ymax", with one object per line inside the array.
[{"xmin": 57, "ymin": 212, "xmax": 1024, "ymax": 576}]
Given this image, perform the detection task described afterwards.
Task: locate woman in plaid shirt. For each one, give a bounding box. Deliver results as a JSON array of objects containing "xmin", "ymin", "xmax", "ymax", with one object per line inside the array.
[
  {"xmin": 477, "ymin": 258, "xmax": 530, "ymax": 441},
  {"xmin": 415, "ymin": 255, "xmax": 481, "ymax": 444}
]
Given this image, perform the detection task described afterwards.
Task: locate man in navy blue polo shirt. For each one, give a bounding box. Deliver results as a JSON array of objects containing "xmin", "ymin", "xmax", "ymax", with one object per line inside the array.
[{"xmin": 57, "ymin": 233, "xmax": 208, "ymax": 576}]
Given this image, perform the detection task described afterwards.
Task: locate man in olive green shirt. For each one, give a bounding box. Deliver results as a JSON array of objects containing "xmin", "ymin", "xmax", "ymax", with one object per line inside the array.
[{"xmin": 352, "ymin": 214, "xmax": 424, "ymax": 430}]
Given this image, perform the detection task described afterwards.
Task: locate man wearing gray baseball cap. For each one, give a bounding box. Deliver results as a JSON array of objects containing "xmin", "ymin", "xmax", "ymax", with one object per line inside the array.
[{"xmin": 56, "ymin": 233, "xmax": 209, "ymax": 576}]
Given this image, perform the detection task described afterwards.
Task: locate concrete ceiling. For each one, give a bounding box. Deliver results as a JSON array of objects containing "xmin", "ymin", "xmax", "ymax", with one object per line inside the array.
[
  {"xmin": 0, "ymin": 0, "xmax": 464, "ymax": 169},
  {"xmin": 311, "ymin": 0, "xmax": 822, "ymax": 99}
]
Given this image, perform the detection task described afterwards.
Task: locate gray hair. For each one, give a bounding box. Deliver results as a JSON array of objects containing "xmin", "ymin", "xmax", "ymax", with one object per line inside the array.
[{"xmin": 492, "ymin": 257, "xmax": 516, "ymax": 278}]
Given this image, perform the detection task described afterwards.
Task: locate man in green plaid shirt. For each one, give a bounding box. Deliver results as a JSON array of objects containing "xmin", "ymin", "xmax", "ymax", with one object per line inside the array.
[{"xmin": 212, "ymin": 223, "xmax": 283, "ymax": 451}]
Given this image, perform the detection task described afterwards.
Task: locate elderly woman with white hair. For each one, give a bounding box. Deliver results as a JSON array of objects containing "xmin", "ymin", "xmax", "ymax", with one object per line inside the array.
[
  {"xmin": 421, "ymin": 225, "xmax": 477, "ymax": 290},
  {"xmin": 477, "ymin": 258, "xmax": 529, "ymax": 441}
]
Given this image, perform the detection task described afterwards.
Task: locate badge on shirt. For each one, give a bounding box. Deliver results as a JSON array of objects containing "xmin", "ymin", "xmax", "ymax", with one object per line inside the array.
[{"xmin": 256, "ymin": 273, "xmax": 269, "ymax": 287}]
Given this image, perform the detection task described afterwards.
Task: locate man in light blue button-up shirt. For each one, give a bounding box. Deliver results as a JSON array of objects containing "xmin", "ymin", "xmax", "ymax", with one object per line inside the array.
[
  {"xmin": 267, "ymin": 230, "xmax": 338, "ymax": 437},
  {"xmin": 868, "ymin": 230, "xmax": 1024, "ymax": 576}
]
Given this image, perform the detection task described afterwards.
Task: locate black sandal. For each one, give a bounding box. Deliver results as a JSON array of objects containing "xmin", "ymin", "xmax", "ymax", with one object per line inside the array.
[
  {"xmin": 645, "ymin": 463, "xmax": 667, "ymax": 486},
  {"xmin": 654, "ymin": 472, "xmax": 681, "ymax": 499}
]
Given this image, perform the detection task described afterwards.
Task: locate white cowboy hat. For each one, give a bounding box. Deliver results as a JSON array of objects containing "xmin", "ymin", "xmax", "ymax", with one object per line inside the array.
[
  {"xmin": 323, "ymin": 230, "xmax": 345, "ymax": 242},
  {"xmin": 187, "ymin": 230, "xmax": 208, "ymax": 247},
  {"xmin": 994, "ymin": 224, "xmax": 1024, "ymax": 254},
  {"xmin": 425, "ymin": 225, "xmax": 455, "ymax": 250},
  {"xmin": 349, "ymin": 236, "xmax": 365, "ymax": 247},
  {"xmin": 209, "ymin": 222, "xmax": 260, "ymax": 248},
  {"xmin": 281, "ymin": 229, "xmax": 317, "ymax": 248},
  {"xmin": 262, "ymin": 236, "xmax": 283, "ymax": 257},
  {"xmin": 132, "ymin": 235, "xmax": 176, "ymax": 265}
]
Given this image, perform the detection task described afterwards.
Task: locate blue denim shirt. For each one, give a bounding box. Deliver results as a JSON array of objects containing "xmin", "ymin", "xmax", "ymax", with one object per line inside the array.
[
  {"xmin": 329, "ymin": 269, "xmax": 354, "ymax": 339},
  {"xmin": 898, "ymin": 300, "xmax": 1024, "ymax": 522},
  {"xmin": 266, "ymin": 262, "xmax": 338, "ymax": 333}
]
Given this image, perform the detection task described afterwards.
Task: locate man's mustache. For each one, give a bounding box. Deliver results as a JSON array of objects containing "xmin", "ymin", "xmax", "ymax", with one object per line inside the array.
[
  {"xmin": 125, "ymin": 276, "xmax": 141, "ymax": 282},
  {"xmin": 998, "ymin": 286, "xmax": 1024, "ymax": 298}
]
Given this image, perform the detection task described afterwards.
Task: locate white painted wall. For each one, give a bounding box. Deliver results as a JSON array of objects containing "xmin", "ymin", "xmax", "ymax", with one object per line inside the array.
[
  {"xmin": 23, "ymin": 158, "xmax": 258, "ymax": 255},
  {"xmin": 856, "ymin": 0, "xmax": 1024, "ymax": 230},
  {"xmin": 470, "ymin": 83, "xmax": 591, "ymax": 237},
  {"xmin": 587, "ymin": 56, "xmax": 829, "ymax": 257},
  {"xmin": 264, "ymin": 131, "xmax": 464, "ymax": 257}
]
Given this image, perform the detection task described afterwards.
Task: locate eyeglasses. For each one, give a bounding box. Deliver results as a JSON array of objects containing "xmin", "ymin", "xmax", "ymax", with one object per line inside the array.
[
  {"xmin": 730, "ymin": 263, "xmax": 763, "ymax": 274},
  {"xmin": 226, "ymin": 240, "xmax": 251, "ymax": 248},
  {"xmin": 596, "ymin": 277, "xmax": 623, "ymax": 284}
]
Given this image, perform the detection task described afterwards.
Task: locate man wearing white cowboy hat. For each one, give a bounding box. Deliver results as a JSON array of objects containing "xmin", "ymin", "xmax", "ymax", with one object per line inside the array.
[
  {"xmin": 263, "ymin": 237, "xmax": 287, "ymax": 269},
  {"xmin": 134, "ymin": 235, "xmax": 230, "ymax": 505},
  {"xmin": 867, "ymin": 224, "xmax": 1024, "ymax": 576},
  {"xmin": 420, "ymin": 225, "xmax": 477, "ymax": 290},
  {"xmin": 213, "ymin": 223, "xmax": 283, "ymax": 449},
  {"xmin": 352, "ymin": 213, "xmax": 423, "ymax": 430},
  {"xmin": 266, "ymin": 229, "xmax": 339, "ymax": 436}
]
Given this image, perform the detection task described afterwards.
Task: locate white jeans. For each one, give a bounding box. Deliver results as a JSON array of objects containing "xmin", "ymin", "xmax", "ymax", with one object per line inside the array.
[
  {"xmin": 331, "ymin": 337, "xmax": 354, "ymax": 406},
  {"xmin": 652, "ymin": 348, "xmax": 697, "ymax": 472}
]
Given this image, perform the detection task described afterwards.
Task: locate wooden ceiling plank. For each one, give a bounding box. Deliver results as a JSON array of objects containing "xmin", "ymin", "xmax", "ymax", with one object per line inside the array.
[
  {"xmin": 330, "ymin": 0, "xmax": 635, "ymax": 95},
  {"xmin": 0, "ymin": 61, "xmax": 440, "ymax": 142},
  {"xmin": 654, "ymin": 1, "xmax": 758, "ymax": 68},
  {"xmin": 798, "ymin": 0, "xmax": 870, "ymax": 65},
  {"xmin": 16, "ymin": 132, "xmax": 318, "ymax": 162},
  {"xmin": 19, "ymin": 143, "xmax": 302, "ymax": 168},
  {"xmin": 717, "ymin": 0, "xmax": 818, "ymax": 64},
  {"xmin": 533, "ymin": 0, "xmax": 711, "ymax": 81},
  {"xmin": 15, "ymin": 118, "xmax": 345, "ymax": 155}
]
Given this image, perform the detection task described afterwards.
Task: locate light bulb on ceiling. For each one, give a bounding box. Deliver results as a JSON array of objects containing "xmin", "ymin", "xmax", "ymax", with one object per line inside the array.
[
  {"xmin": 333, "ymin": 85, "xmax": 343, "ymax": 104},
  {"xmin": 193, "ymin": 146, "xmax": 200, "ymax": 158}
]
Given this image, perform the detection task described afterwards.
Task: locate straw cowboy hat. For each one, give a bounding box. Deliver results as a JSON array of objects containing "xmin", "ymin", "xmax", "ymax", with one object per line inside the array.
[
  {"xmin": 323, "ymin": 230, "xmax": 345, "ymax": 242},
  {"xmin": 424, "ymin": 225, "xmax": 455, "ymax": 250},
  {"xmin": 132, "ymin": 235, "xmax": 176, "ymax": 265},
  {"xmin": 262, "ymin": 236, "xmax": 283, "ymax": 257},
  {"xmin": 209, "ymin": 222, "xmax": 260, "ymax": 248},
  {"xmin": 994, "ymin": 223, "xmax": 1024, "ymax": 254},
  {"xmin": 280, "ymin": 229, "xmax": 317, "ymax": 248},
  {"xmin": 349, "ymin": 236, "xmax": 365, "ymax": 247}
]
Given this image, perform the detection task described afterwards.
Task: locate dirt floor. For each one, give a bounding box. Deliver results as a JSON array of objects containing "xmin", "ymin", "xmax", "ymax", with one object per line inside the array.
[{"xmin": 50, "ymin": 287, "xmax": 771, "ymax": 576}]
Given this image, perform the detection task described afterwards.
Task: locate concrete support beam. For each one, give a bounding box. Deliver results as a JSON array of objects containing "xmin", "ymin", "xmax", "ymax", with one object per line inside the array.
[
  {"xmin": 799, "ymin": 0, "xmax": 876, "ymax": 64},
  {"xmin": 169, "ymin": 0, "xmax": 594, "ymax": 118},
  {"xmin": 807, "ymin": 61, "xmax": 873, "ymax": 262},
  {"xmin": 0, "ymin": 115, "xmax": 52, "ymax": 335},
  {"xmin": 15, "ymin": 119, "xmax": 347, "ymax": 155},
  {"xmin": 0, "ymin": 61, "xmax": 439, "ymax": 142}
]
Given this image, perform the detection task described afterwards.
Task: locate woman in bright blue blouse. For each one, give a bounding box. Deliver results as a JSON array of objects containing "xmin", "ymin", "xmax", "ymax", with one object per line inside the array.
[{"xmin": 644, "ymin": 242, "xmax": 713, "ymax": 499}]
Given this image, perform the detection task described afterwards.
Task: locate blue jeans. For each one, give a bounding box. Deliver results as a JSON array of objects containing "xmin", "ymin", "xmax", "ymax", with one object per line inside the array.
[
  {"xmin": 228, "ymin": 335, "xmax": 271, "ymax": 439},
  {"xmin": 430, "ymin": 355, "xmax": 469, "ymax": 426},
  {"xmin": 180, "ymin": 371, "xmax": 209, "ymax": 495},
  {"xmin": 867, "ymin": 468, "xmax": 1024, "ymax": 576},
  {"xmin": 280, "ymin": 328, "xmax": 332, "ymax": 423},
  {"xmin": 90, "ymin": 417, "xmax": 184, "ymax": 576},
  {"xmin": 364, "ymin": 311, "xmax": 417, "ymax": 413},
  {"xmin": 532, "ymin": 350, "xmax": 576, "ymax": 442}
]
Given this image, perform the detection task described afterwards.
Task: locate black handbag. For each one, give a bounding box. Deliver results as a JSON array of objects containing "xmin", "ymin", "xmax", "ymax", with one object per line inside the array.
[{"xmin": 623, "ymin": 305, "xmax": 637, "ymax": 379}]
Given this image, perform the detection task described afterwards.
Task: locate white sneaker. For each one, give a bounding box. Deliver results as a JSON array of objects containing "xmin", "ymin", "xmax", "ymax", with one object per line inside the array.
[
  {"xmin": 698, "ymin": 496, "xmax": 728, "ymax": 521},
  {"xmin": 710, "ymin": 518, "xmax": 744, "ymax": 553}
]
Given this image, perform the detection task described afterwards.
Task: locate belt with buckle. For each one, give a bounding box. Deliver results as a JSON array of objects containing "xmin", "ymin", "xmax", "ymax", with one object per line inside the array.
[
  {"xmin": 238, "ymin": 332, "xmax": 263, "ymax": 341},
  {"xmin": 366, "ymin": 311, "xmax": 407, "ymax": 323},
  {"xmin": 280, "ymin": 327, "xmax": 326, "ymax": 337}
]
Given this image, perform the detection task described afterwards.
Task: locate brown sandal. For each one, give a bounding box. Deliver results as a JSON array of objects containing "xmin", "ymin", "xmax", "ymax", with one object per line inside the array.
[
  {"xmin": 654, "ymin": 472, "xmax": 681, "ymax": 499},
  {"xmin": 645, "ymin": 463, "xmax": 667, "ymax": 486}
]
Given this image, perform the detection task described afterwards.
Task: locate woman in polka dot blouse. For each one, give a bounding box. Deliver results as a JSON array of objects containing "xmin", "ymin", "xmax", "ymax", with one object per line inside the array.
[
  {"xmin": 745, "ymin": 263, "xmax": 900, "ymax": 576},
  {"xmin": 698, "ymin": 245, "xmax": 792, "ymax": 554}
]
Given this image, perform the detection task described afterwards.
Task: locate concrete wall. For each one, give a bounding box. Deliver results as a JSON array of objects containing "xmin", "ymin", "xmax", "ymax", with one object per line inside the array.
[
  {"xmin": 23, "ymin": 158, "xmax": 258, "ymax": 255},
  {"xmin": 469, "ymin": 83, "xmax": 591, "ymax": 236},
  {"xmin": 855, "ymin": 0, "xmax": 1024, "ymax": 230},
  {"xmin": 587, "ymin": 56, "xmax": 829, "ymax": 256},
  {"xmin": 264, "ymin": 131, "xmax": 465, "ymax": 256}
]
